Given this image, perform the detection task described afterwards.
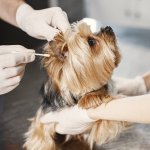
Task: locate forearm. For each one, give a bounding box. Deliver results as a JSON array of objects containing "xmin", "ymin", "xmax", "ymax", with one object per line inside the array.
[
  {"xmin": 88, "ymin": 94, "xmax": 150, "ymax": 124},
  {"xmin": 0, "ymin": 0, "xmax": 25, "ymax": 26}
]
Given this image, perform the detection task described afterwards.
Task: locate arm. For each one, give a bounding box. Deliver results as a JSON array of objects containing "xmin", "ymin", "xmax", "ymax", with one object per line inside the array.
[
  {"xmin": 0, "ymin": 0, "xmax": 70, "ymax": 41},
  {"xmin": 0, "ymin": 0, "xmax": 24, "ymax": 26},
  {"xmin": 88, "ymin": 94, "xmax": 150, "ymax": 124},
  {"xmin": 41, "ymin": 94, "xmax": 150, "ymax": 134}
]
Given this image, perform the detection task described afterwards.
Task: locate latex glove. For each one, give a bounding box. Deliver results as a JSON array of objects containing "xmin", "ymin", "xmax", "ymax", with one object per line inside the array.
[
  {"xmin": 112, "ymin": 76, "xmax": 147, "ymax": 96},
  {"xmin": 16, "ymin": 3, "xmax": 70, "ymax": 41},
  {"xmin": 0, "ymin": 45, "xmax": 35, "ymax": 95},
  {"xmin": 40, "ymin": 105, "xmax": 95, "ymax": 135}
]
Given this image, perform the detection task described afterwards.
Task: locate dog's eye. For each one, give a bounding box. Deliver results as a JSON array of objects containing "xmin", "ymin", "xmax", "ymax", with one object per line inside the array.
[{"xmin": 87, "ymin": 37, "xmax": 96, "ymax": 47}]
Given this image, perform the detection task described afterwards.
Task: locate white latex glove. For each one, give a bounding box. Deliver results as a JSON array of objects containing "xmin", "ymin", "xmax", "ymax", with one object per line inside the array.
[
  {"xmin": 112, "ymin": 76, "xmax": 147, "ymax": 96},
  {"xmin": 16, "ymin": 3, "xmax": 70, "ymax": 41},
  {"xmin": 40, "ymin": 105, "xmax": 95, "ymax": 135},
  {"xmin": 0, "ymin": 45, "xmax": 35, "ymax": 95}
]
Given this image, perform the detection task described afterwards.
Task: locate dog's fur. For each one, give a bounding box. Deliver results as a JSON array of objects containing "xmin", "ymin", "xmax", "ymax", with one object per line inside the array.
[{"xmin": 24, "ymin": 22, "xmax": 128, "ymax": 150}]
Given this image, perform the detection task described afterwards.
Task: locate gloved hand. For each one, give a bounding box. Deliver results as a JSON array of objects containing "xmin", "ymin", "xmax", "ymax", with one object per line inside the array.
[
  {"xmin": 40, "ymin": 105, "xmax": 96, "ymax": 135},
  {"xmin": 16, "ymin": 3, "xmax": 70, "ymax": 41},
  {"xmin": 0, "ymin": 45, "xmax": 35, "ymax": 95}
]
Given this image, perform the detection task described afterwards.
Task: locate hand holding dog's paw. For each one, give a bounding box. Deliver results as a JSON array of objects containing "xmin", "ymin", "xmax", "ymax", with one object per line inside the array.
[{"xmin": 40, "ymin": 105, "xmax": 96, "ymax": 135}]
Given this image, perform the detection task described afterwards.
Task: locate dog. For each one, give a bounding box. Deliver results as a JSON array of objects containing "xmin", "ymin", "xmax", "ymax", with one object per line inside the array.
[{"xmin": 23, "ymin": 22, "xmax": 144, "ymax": 150}]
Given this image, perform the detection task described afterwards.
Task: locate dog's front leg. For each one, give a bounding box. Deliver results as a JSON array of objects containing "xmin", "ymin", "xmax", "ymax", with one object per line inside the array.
[
  {"xmin": 78, "ymin": 87, "xmax": 112, "ymax": 109},
  {"xmin": 24, "ymin": 108, "xmax": 58, "ymax": 150}
]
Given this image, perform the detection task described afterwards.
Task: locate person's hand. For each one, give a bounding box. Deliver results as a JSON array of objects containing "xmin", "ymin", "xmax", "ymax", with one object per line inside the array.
[
  {"xmin": 16, "ymin": 3, "xmax": 70, "ymax": 41},
  {"xmin": 40, "ymin": 105, "xmax": 96, "ymax": 135},
  {"xmin": 0, "ymin": 45, "xmax": 35, "ymax": 95}
]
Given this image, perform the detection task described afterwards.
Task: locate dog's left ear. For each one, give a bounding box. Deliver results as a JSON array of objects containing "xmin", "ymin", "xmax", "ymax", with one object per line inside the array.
[
  {"xmin": 48, "ymin": 33, "xmax": 68, "ymax": 62},
  {"xmin": 42, "ymin": 33, "xmax": 68, "ymax": 81}
]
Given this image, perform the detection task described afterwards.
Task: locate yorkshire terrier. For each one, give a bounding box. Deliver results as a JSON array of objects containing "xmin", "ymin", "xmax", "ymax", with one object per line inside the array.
[{"xmin": 24, "ymin": 22, "xmax": 150, "ymax": 150}]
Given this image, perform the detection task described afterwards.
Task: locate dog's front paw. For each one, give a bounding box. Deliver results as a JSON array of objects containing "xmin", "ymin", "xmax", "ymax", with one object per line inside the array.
[
  {"xmin": 78, "ymin": 92, "xmax": 112, "ymax": 109},
  {"xmin": 143, "ymin": 72, "xmax": 150, "ymax": 92},
  {"xmin": 78, "ymin": 94, "xmax": 103, "ymax": 109}
]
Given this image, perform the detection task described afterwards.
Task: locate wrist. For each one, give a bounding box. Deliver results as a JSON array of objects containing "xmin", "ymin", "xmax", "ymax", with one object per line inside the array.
[
  {"xmin": 0, "ymin": 0, "xmax": 25, "ymax": 27},
  {"xmin": 16, "ymin": 3, "xmax": 34, "ymax": 29},
  {"xmin": 87, "ymin": 107, "xmax": 99, "ymax": 121}
]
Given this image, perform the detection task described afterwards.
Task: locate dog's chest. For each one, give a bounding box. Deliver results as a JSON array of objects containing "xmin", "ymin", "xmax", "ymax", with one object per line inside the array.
[{"xmin": 40, "ymin": 80, "xmax": 77, "ymax": 113}]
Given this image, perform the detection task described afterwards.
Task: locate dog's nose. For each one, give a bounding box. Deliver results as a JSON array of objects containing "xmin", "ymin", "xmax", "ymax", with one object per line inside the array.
[
  {"xmin": 97, "ymin": 26, "xmax": 114, "ymax": 36},
  {"xmin": 104, "ymin": 26, "xmax": 113, "ymax": 32}
]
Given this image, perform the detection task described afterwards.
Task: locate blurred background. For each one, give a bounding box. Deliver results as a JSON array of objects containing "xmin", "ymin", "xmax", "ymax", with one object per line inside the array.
[{"xmin": 0, "ymin": 0, "xmax": 150, "ymax": 149}]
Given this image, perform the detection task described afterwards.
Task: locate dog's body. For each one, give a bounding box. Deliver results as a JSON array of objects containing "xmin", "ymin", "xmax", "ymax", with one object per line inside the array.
[{"xmin": 24, "ymin": 22, "xmax": 146, "ymax": 150}]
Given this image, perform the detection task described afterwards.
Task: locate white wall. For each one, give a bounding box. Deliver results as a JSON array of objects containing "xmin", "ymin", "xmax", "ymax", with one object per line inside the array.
[{"xmin": 84, "ymin": 0, "xmax": 150, "ymax": 29}]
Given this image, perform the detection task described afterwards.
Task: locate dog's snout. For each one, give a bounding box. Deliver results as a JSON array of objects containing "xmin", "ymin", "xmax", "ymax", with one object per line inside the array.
[
  {"xmin": 104, "ymin": 26, "xmax": 113, "ymax": 32},
  {"xmin": 99, "ymin": 26, "xmax": 114, "ymax": 36}
]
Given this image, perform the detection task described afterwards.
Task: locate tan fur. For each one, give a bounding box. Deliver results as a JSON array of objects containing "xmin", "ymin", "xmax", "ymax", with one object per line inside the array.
[
  {"xmin": 87, "ymin": 95, "xmax": 126, "ymax": 149},
  {"xmin": 23, "ymin": 108, "xmax": 58, "ymax": 150},
  {"xmin": 24, "ymin": 22, "xmax": 126, "ymax": 150}
]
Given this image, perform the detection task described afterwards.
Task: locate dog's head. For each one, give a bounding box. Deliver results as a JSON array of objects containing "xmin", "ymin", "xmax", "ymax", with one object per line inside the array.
[{"xmin": 42, "ymin": 22, "xmax": 121, "ymax": 102}]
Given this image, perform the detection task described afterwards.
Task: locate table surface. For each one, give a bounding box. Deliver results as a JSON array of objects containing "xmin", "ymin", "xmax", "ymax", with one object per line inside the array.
[{"xmin": 1, "ymin": 20, "xmax": 150, "ymax": 150}]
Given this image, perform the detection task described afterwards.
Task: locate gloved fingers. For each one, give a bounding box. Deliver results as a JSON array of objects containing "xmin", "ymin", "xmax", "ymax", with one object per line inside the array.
[
  {"xmin": 55, "ymin": 124, "xmax": 89, "ymax": 135},
  {"xmin": 55, "ymin": 124, "xmax": 76, "ymax": 135},
  {"xmin": 0, "ymin": 45, "xmax": 16, "ymax": 54},
  {"xmin": 52, "ymin": 13, "xmax": 70, "ymax": 33},
  {"xmin": 0, "ymin": 52, "xmax": 35, "ymax": 68},
  {"xmin": 0, "ymin": 83, "xmax": 19, "ymax": 95},
  {"xmin": 2, "ymin": 75, "xmax": 23, "ymax": 87},
  {"xmin": 20, "ymin": 67, "xmax": 25, "ymax": 78},
  {"xmin": 55, "ymin": 124, "xmax": 67, "ymax": 134},
  {"xmin": 40, "ymin": 111, "xmax": 59, "ymax": 123},
  {"xmin": 49, "ymin": 7, "xmax": 70, "ymax": 33},
  {"xmin": 40, "ymin": 106, "xmax": 94, "ymax": 124},
  {"xmin": 0, "ymin": 64, "xmax": 25, "ymax": 80},
  {"xmin": 36, "ymin": 24, "xmax": 60, "ymax": 41},
  {"xmin": 62, "ymin": 11, "xmax": 68, "ymax": 19},
  {"xmin": 0, "ymin": 45, "xmax": 35, "ymax": 54}
]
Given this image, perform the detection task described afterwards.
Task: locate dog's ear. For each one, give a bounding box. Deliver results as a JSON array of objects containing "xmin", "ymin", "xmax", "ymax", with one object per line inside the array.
[
  {"xmin": 48, "ymin": 33, "xmax": 68, "ymax": 62},
  {"xmin": 42, "ymin": 33, "xmax": 68, "ymax": 81}
]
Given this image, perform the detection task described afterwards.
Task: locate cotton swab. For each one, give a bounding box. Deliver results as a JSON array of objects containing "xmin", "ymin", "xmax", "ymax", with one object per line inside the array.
[
  {"xmin": 12, "ymin": 51, "xmax": 50, "ymax": 57},
  {"xmin": 34, "ymin": 53, "xmax": 50, "ymax": 57}
]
